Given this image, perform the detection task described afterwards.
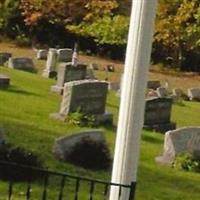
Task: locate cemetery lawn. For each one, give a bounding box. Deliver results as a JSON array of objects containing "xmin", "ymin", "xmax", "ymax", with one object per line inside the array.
[{"xmin": 0, "ymin": 67, "xmax": 200, "ymax": 199}]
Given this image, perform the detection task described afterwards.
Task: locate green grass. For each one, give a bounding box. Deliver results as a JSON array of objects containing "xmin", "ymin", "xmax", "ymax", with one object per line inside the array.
[{"xmin": 0, "ymin": 66, "xmax": 200, "ymax": 199}]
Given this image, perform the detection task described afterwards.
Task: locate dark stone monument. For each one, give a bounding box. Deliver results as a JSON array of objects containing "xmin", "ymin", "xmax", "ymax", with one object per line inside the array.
[
  {"xmin": 0, "ymin": 74, "xmax": 10, "ymax": 88},
  {"xmin": 8, "ymin": 57, "xmax": 36, "ymax": 73},
  {"xmin": 144, "ymin": 97, "xmax": 176, "ymax": 133},
  {"xmin": 51, "ymin": 62, "xmax": 87, "ymax": 94}
]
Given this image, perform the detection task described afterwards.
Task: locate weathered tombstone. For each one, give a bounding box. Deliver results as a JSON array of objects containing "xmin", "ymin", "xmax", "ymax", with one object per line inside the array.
[
  {"xmin": 172, "ymin": 88, "xmax": 183, "ymax": 98},
  {"xmin": 0, "ymin": 74, "xmax": 10, "ymax": 88},
  {"xmin": 156, "ymin": 127, "xmax": 200, "ymax": 165},
  {"xmin": 51, "ymin": 62, "xmax": 87, "ymax": 94},
  {"xmin": 53, "ymin": 130, "xmax": 105, "ymax": 160},
  {"xmin": 147, "ymin": 80, "xmax": 161, "ymax": 90},
  {"xmin": 188, "ymin": 88, "xmax": 200, "ymax": 101},
  {"xmin": 156, "ymin": 87, "xmax": 169, "ymax": 97},
  {"xmin": 89, "ymin": 63, "xmax": 99, "ymax": 70},
  {"xmin": 57, "ymin": 48, "xmax": 73, "ymax": 62},
  {"xmin": 0, "ymin": 52, "xmax": 12, "ymax": 66},
  {"xmin": 51, "ymin": 80, "xmax": 113, "ymax": 124},
  {"xmin": 8, "ymin": 57, "xmax": 36, "ymax": 72},
  {"xmin": 42, "ymin": 48, "xmax": 57, "ymax": 78},
  {"xmin": 85, "ymin": 67, "xmax": 96, "ymax": 79},
  {"xmin": 36, "ymin": 49, "xmax": 48, "ymax": 60},
  {"xmin": 144, "ymin": 97, "xmax": 176, "ymax": 133}
]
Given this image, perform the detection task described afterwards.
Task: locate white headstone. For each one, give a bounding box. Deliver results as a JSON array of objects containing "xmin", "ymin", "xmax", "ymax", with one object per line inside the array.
[
  {"xmin": 156, "ymin": 127, "xmax": 200, "ymax": 165},
  {"xmin": 188, "ymin": 88, "xmax": 200, "ymax": 101}
]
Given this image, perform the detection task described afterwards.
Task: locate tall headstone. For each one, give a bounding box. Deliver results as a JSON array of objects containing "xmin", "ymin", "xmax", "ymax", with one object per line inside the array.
[
  {"xmin": 0, "ymin": 53, "xmax": 12, "ymax": 66},
  {"xmin": 156, "ymin": 127, "xmax": 200, "ymax": 165},
  {"xmin": 51, "ymin": 80, "xmax": 113, "ymax": 124},
  {"xmin": 51, "ymin": 62, "xmax": 87, "ymax": 94},
  {"xmin": 8, "ymin": 57, "xmax": 36, "ymax": 72},
  {"xmin": 42, "ymin": 48, "xmax": 57, "ymax": 78},
  {"xmin": 57, "ymin": 48, "xmax": 73, "ymax": 62},
  {"xmin": 144, "ymin": 97, "xmax": 176, "ymax": 133}
]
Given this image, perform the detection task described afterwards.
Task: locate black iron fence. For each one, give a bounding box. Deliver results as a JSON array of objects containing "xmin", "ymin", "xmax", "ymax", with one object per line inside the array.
[{"xmin": 0, "ymin": 161, "xmax": 136, "ymax": 200}]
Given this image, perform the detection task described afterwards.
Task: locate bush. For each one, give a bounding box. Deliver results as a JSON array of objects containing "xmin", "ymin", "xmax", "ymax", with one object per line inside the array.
[
  {"xmin": 174, "ymin": 153, "xmax": 200, "ymax": 173},
  {"xmin": 66, "ymin": 112, "xmax": 96, "ymax": 127},
  {"xmin": 0, "ymin": 144, "xmax": 44, "ymax": 181},
  {"xmin": 66, "ymin": 137, "xmax": 111, "ymax": 170}
]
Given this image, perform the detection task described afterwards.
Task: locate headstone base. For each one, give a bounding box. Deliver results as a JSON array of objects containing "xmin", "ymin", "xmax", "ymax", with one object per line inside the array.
[
  {"xmin": 50, "ymin": 85, "xmax": 63, "ymax": 94},
  {"xmin": 42, "ymin": 70, "xmax": 57, "ymax": 79},
  {"xmin": 50, "ymin": 112, "xmax": 113, "ymax": 125},
  {"xmin": 0, "ymin": 74, "xmax": 10, "ymax": 88},
  {"xmin": 155, "ymin": 155, "xmax": 173, "ymax": 165},
  {"xmin": 143, "ymin": 122, "xmax": 176, "ymax": 133}
]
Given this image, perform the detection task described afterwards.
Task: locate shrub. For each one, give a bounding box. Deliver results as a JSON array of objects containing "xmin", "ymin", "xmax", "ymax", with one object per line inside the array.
[
  {"xmin": 0, "ymin": 144, "xmax": 44, "ymax": 181},
  {"xmin": 66, "ymin": 137, "xmax": 111, "ymax": 170},
  {"xmin": 174, "ymin": 153, "xmax": 200, "ymax": 173},
  {"xmin": 66, "ymin": 112, "xmax": 96, "ymax": 127}
]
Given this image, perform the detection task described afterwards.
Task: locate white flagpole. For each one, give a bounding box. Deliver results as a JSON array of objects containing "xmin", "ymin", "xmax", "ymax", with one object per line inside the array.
[{"xmin": 109, "ymin": 0, "xmax": 157, "ymax": 199}]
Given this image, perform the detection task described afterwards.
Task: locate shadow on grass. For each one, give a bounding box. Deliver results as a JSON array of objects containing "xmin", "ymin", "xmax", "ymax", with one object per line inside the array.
[
  {"xmin": 0, "ymin": 85, "xmax": 41, "ymax": 97},
  {"xmin": 141, "ymin": 134, "xmax": 163, "ymax": 144}
]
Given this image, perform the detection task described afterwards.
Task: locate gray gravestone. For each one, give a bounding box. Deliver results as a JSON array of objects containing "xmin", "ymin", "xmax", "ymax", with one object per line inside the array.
[
  {"xmin": 8, "ymin": 57, "xmax": 36, "ymax": 72},
  {"xmin": 51, "ymin": 80, "xmax": 113, "ymax": 124},
  {"xmin": 156, "ymin": 127, "xmax": 200, "ymax": 165},
  {"xmin": 57, "ymin": 48, "xmax": 73, "ymax": 62},
  {"xmin": 0, "ymin": 74, "xmax": 10, "ymax": 88},
  {"xmin": 85, "ymin": 67, "xmax": 96, "ymax": 79},
  {"xmin": 53, "ymin": 130, "xmax": 105, "ymax": 160},
  {"xmin": 188, "ymin": 88, "xmax": 200, "ymax": 101},
  {"xmin": 36, "ymin": 49, "xmax": 48, "ymax": 60},
  {"xmin": 0, "ymin": 52, "xmax": 12, "ymax": 66},
  {"xmin": 51, "ymin": 62, "xmax": 87, "ymax": 94},
  {"xmin": 156, "ymin": 87, "xmax": 169, "ymax": 97},
  {"xmin": 147, "ymin": 80, "xmax": 161, "ymax": 90},
  {"xmin": 172, "ymin": 88, "xmax": 183, "ymax": 98},
  {"xmin": 144, "ymin": 97, "xmax": 176, "ymax": 133}
]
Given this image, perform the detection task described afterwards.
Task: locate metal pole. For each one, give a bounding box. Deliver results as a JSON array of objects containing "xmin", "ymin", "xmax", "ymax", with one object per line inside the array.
[{"xmin": 109, "ymin": 0, "xmax": 157, "ymax": 199}]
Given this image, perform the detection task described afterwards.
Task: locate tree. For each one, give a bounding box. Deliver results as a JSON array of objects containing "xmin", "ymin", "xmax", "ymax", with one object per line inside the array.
[{"xmin": 154, "ymin": 0, "xmax": 200, "ymax": 69}]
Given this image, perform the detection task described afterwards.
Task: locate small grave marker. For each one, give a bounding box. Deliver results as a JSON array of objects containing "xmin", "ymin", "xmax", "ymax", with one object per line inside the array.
[{"xmin": 8, "ymin": 57, "xmax": 36, "ymax": 72}]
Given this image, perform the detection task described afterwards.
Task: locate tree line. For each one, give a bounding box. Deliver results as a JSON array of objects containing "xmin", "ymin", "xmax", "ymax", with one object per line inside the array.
[{"xmin": 0, "ymin": 0, "xmax": 200, "ymax": 71}]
